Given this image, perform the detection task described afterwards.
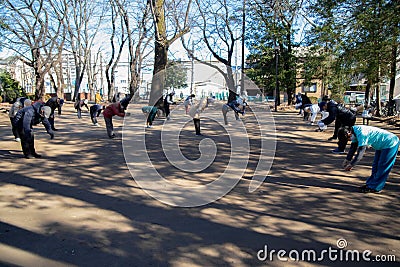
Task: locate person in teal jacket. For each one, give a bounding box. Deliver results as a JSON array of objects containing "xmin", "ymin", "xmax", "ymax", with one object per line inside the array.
[
  {"xmin": 141, "ymin": 106, "xmax": 158, "ymax": 128},
  {"xmin": 339, "ymin": 125, "xmax": 399, "ymax": 193}
]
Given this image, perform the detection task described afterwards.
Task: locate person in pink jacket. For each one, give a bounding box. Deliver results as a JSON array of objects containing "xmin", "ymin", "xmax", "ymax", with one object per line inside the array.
[{"xmin": 103, "ymin": 101, "xmax": 126, "ymax": 138}]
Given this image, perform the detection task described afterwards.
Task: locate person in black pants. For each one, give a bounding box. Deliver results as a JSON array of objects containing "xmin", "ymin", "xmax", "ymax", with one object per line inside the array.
[
  {"xmin": 45, "ymin": 96, "xmax": 64, "ymax": 131},
  {"xmin": 90, "ymin": 104, "xmax": 105, "ymax": 126},
  {"xmin": 13, "ymin": 102, "xmax": 54, "ymax": 158},
  {"xmin": 163, "ymin": 92, "xmax": 175, "ymax": 120}
]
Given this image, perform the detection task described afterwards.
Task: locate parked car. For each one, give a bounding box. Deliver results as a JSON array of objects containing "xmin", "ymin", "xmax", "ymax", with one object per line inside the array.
[{"xmin": 344, "ymin": 91, "xmax": 365, "ymax": 104}]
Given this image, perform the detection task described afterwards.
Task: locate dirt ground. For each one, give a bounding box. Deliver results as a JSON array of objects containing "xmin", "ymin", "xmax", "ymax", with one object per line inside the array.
[{"xmin": 0, "ymin": 101, "xmax": 399, "ymax": 267}]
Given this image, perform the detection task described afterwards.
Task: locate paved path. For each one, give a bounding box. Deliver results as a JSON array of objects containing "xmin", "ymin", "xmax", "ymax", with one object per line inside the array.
[{"xmin": 0, "ymin": 101, "xmax": 399, "ymax": 266}]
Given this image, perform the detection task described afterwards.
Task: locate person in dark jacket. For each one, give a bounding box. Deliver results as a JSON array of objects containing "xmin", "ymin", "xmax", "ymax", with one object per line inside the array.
[
  {"xmin": 90, "ymin": 104, "xmax": 105, "ymax": 126},
  {"xmin": 45, "ymin": 97, "xmax": 64, "ymax": 131},
  {"xmin": 13, "ymin": 102, "xmax": 54, "ymax": 158},
  {"xmin": 9, "ymin": 97, "xmax": 32, "ymax": 141},
  {"xmin": 317, "ymin": 99, "xmax": 339, "ymax": 131},
  {"xmin": 318, "ymin": 100, "xmax": 357, "ymax": 153},
  {"xmin": 163, "ymin": 92, "xmax": 175, "ymax": 120},
  {"xmin": 103, "ymin": 101, "xmax": 126, "ymax": 138},
  {"xmin": 332, "ymin": 106, "xmax": 357, "ymax": 153}
]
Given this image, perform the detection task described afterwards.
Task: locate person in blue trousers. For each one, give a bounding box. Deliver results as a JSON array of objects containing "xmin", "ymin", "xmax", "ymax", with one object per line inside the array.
[{"xmin": 339, "ymin": 125, "xmax": 399, "ymax": 193}]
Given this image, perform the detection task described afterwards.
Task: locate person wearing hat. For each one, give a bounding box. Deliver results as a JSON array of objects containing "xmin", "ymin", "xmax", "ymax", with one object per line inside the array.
[
  {"xmin": 340, "ymin": 125, "xmax": 399, "ymax": 193},
  {"xmin": 74, "ymin": 99, "xmax": 89, "ymax": 119},
  {"xmin": 45, "ymin": 96, "xmax": 64, "ymax": 131},
  {"xmin": 13, "ymin": 102, "xmax": 54, "ymax": 158},
  {"xmin": 103, "ymin": 101, "xmax": 126, "ymax": 138},
  {"xmin": 9, "ymin": 97, "xmax": 32, "ymax": 142}
]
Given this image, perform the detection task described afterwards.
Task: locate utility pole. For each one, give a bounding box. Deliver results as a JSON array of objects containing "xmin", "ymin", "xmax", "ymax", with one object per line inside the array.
[
  {"xmin": 190, "ymin": 42, "xmax": 194, "ymax": 95},
  {"xmin": 240, "ymin": 0, "xmax": 246, "ymax": 95},
  {"xmin": 274, "ymin": 0, "xmax": 280, "ymax": 112}
]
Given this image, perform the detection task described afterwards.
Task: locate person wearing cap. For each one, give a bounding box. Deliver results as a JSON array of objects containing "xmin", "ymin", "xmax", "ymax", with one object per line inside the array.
[
  {"xmin": 45, "ymin": 96, "xmax": 64, "ymax": 131},
  {"xmin": 340, "ymin": 125, "xmax": 399, "ymax": 193},
  {"xmin": 90, "ymin": 104, "xmax": 105, "ymax": 126},
  {"xmin": 103, "ymin": 101, "xmax": 126, "ymax": 138},
  {"xmin": 74, "ymin": 99, "xmax": 89, "ymax": 119},
  {"xmin": 13, "ymin": 102, "xmax": 54, "ymax": 158},
  {"xmin": 9, "ymin": 97, "xmax": 32, "ymax": 142}
]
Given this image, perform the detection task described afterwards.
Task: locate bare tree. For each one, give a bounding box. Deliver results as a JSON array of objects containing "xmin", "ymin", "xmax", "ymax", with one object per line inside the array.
[
  {"xmin": 117, "ymin": 0, "xmax": 153, "ymax": 99},
  {"xmin": 104, "ymin": 0, "xmax": 127, "ymax": 102},
  {"xmin": 148, "ymin": 0, "xmax": 192, "ymax": 106},
  {"xmin": 1, "ymin": 0, "xmax": 63, "ymax": 100},
  {"xmin": 62, "ymin": 0, "xmax": 105, "ymax": 101},
  {"xmin": 181, "ymin": 0, "xmax": 243, "ymax": 102}
]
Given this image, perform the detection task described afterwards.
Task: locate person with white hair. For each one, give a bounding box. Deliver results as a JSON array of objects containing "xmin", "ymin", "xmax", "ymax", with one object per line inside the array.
[
  {"xmin": 13, "ymin": 102, "xmax": 54, "ymax": 158},
  {"xmin": 9, "ymin": 97, "xmax": 32, "ymax": 142}
]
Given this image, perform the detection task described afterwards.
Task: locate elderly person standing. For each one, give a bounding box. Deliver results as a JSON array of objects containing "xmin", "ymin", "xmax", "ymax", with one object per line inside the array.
[{"xmin": 340, "ymin": 125, "xmax": 399, "ymax": 193}]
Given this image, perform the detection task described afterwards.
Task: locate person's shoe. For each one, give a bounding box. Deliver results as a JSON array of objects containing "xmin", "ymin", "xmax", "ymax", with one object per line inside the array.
[
  {"xmin": 15, "ymin": 138, "xmax": 21, "ymax": 142},
  {"xmin": 24, "ymin": 154, "xmax": 32, "ymax": 159},
  {"xmin": 146, "ymin": 125, "xmax": 152, "ymax": 128},
  {"xmin": 94, "ymin": 123, "xmax": 99, "ymax": 127},
  {"xmin": 360, "ymin": 186, "xmax": 380, "ymax": 193},
  {"xmin": 52, "ymin": 128, "xmax": 59, "ymax": 131},
  {"xmin": 32, "ymin": 153, "xmax": 42, "ymax": 158},
  {"xmin": 328, "ymin": 136, "xmax": 337, "ymax": 141},
  {"xmin": 110, "ymin": 134, "xmax": 116, "ymax": 139},
  {"xmin": 332, "ymin": 148, "xmax": 346, "ymax": 154},
  {"xmin": 195, "ymin": 133, "xmax": 203, "ymax": 136}
]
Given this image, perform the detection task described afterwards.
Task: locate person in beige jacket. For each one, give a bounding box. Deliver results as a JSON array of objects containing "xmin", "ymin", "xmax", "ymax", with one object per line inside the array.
[{"xmin": 188, "ymin": 97, "xmax": 208, "ymax": 136}]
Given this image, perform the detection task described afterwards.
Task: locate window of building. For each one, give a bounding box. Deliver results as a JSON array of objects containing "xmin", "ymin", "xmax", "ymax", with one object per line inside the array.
[{"xmin": 302, "ymin": 83, "xmax": 317, "ymax": 93}]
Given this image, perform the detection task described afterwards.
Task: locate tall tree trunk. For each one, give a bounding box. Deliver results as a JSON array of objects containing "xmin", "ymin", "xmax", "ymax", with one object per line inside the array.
[
  {"xmin": 149, "ymin": 0, "xmax": 168, "ymax": 106},
  {"xmin": 34, "ymin": 73, "xmax": 46, "ymax": 101}
]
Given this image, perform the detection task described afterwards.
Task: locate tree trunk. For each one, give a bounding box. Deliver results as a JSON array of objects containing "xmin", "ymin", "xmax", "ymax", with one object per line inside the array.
[
  {"xmin": 34, "ymin": 73, "xmax": 46, "ymax": 101},
  {"xmin": 149, "ymin": 0, "xmax": 168, "ymax": 106}
]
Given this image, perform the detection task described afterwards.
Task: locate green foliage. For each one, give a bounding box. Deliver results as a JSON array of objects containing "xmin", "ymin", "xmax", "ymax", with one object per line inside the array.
[
  {"xmin": 304, "ymin": 0, "xmax": 399, "ymax": 98},
  {"xmin": 165, "ymin": 60, "xmax": 188, "ymax": 91},
  {"xmin": 0, "ymin": 70, "xmax": 25, "ymax": 102}
]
